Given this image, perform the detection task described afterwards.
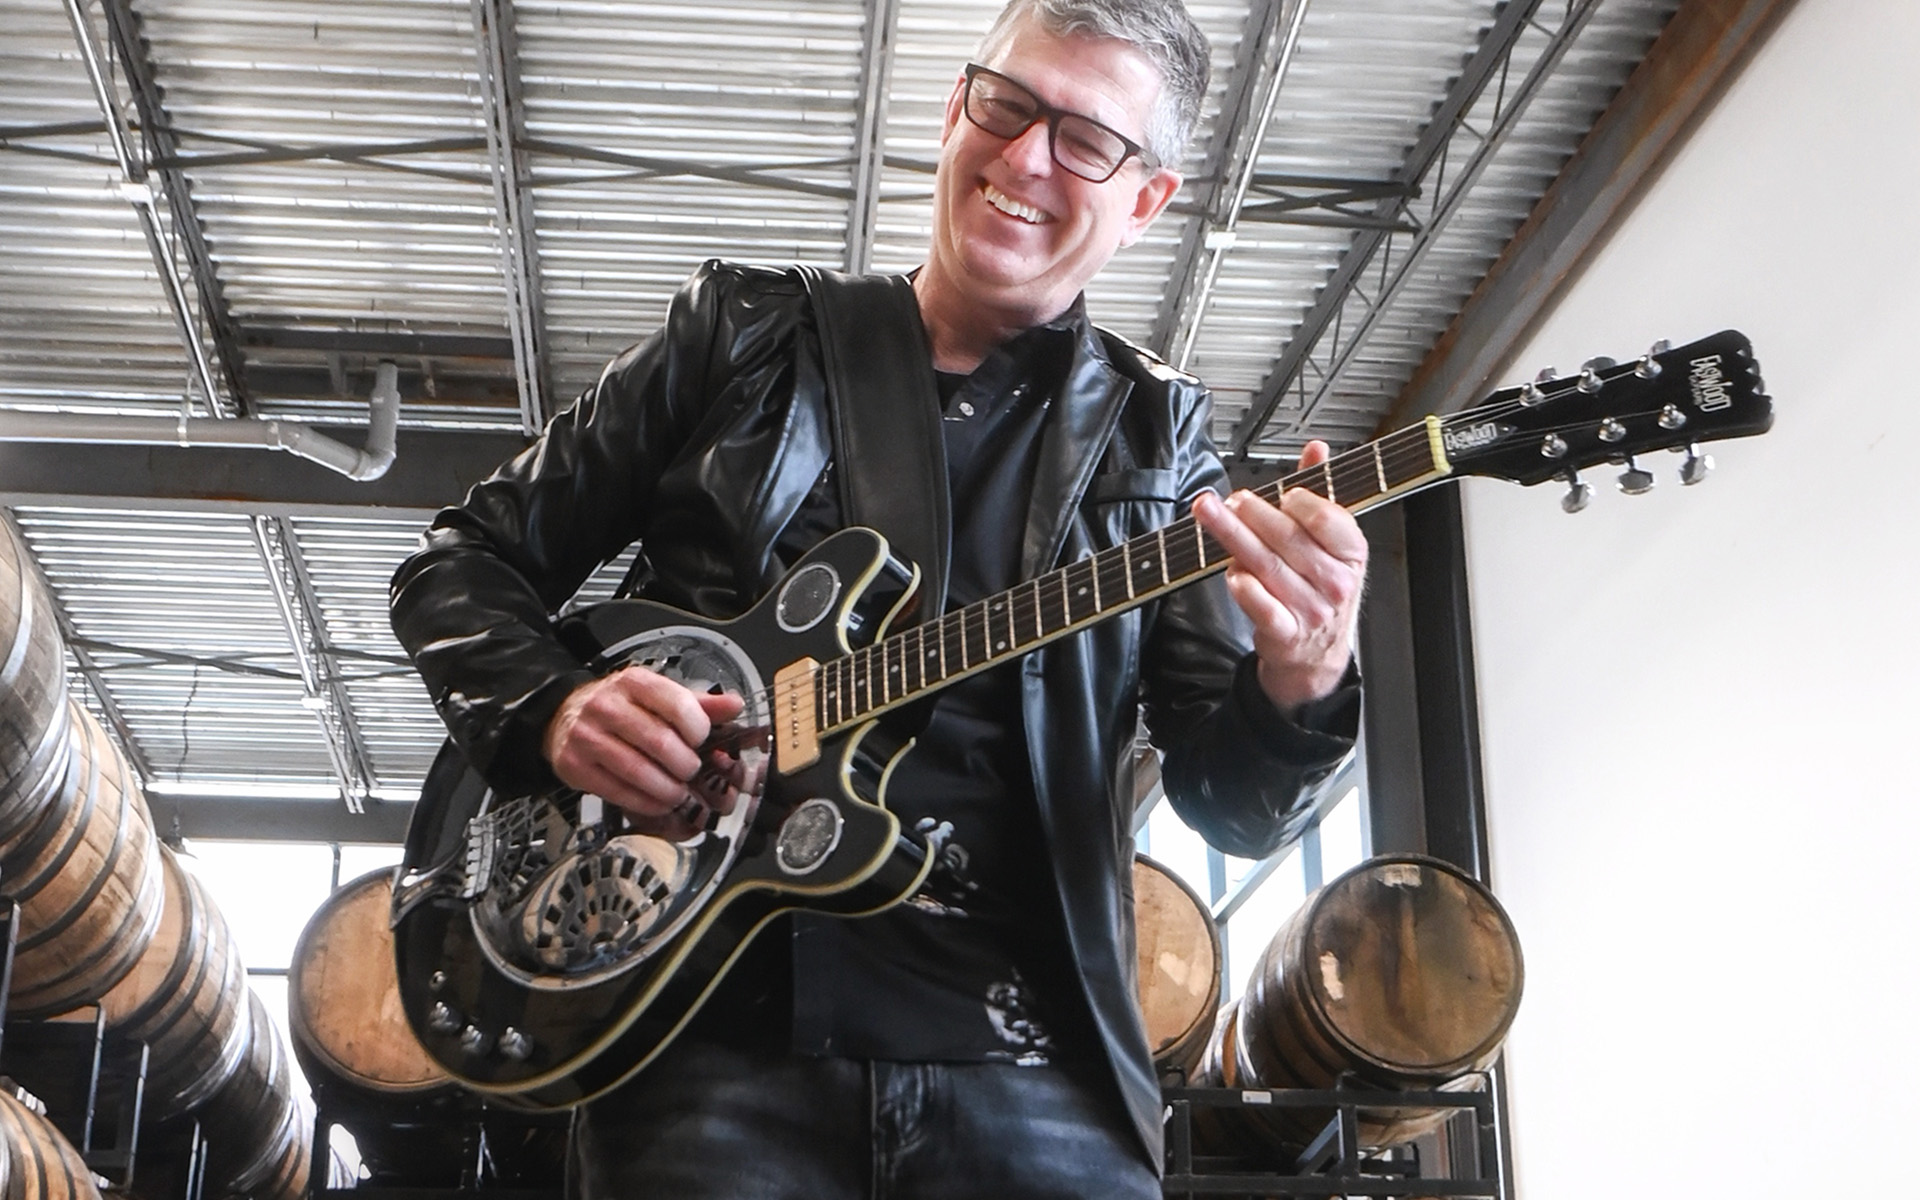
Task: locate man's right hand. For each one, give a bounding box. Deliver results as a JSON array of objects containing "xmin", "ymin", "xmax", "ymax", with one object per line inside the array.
[{"xmin": 542, "ymin": 666, "xmax": 746, "ymax": 839}]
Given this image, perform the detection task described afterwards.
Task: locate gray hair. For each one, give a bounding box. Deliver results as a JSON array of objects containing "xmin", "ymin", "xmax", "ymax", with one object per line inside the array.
[{"xmin": 976, "ymin": 0, "xmax": 1211, "ymax": 170}]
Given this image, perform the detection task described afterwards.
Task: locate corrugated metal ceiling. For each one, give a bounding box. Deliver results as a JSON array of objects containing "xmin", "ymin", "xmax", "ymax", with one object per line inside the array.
[{"xmin": 0, "ymin": 0, "xmax": 1679, "ymax": 826}]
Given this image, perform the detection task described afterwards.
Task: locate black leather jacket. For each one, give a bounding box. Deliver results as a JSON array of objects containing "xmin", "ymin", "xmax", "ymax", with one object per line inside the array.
[{"xmin": 389, "ymin": 260, "xmax": 1359, "ymax": 1165}]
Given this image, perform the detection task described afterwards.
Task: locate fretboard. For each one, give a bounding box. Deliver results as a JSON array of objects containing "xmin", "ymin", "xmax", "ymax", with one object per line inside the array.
[{"xmin": 813, "ymin": 417, "xmax": 1449, "ymax": 733}]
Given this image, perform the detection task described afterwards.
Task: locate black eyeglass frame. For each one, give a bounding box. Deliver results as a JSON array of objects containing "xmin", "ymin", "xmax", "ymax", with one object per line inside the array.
[{"xmin": 960, "ymin": 63, "xmax": 1154, "ymax": 183}]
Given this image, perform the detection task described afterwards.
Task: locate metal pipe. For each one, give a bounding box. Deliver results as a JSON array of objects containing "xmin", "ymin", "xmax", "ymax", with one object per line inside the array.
[{"xmin": 0, "ymin": 362, "xmax": 400, "ymax": 481}]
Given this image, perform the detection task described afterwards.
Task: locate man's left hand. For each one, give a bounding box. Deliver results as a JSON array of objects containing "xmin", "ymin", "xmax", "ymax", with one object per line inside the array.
[{"xmin": 1192, "ymin": 441, "xmax": 1368, "ymax": 717}]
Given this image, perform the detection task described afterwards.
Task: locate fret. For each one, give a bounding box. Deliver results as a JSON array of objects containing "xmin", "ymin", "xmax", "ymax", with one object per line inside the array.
[
  {"xmin": 1064, "ymin": 558, "xmax": 1096, "ymax": 624},
  {"xmin": 1090, "ymin": 552, "xmax": 1103, "ymax": 614},
  {"xmin": 1193, "ymin": 520, "xmax": 1210, "ymax": 572},
  {"xmin": 853, "ymin": 647, "xmax": 870, "ymax": 718},
  {"xmin": 1156, "ymin": 529, "xmax": 1170, "ymax": 586},
  {"xmin": 1030, "ymin": 578, "xmax": 1045, "ymax": 642},
  {"xmin": 1373, "ymin": 441, "xmax": 1388, "ymax": 496},
  {"xmin": 1049, "ymin": 569, "xmax": 1070, "ymax": 634},
  {"xmin": 901, "ymin": 627, "xmax": 922, "ymax": 694},
  {"xmin": 987, "ymin": 595, "xmax": 1013, "ymax": 657},
  {"xmin": 820, "ymin": 659, "xmax": 838, "ymax": 727},
  {"xmin": 1321, "ymin": 458, "xmax": 1336, "ymax": 503},
  {"xmin": 882, "ymin": 637, "xmax": 899, "ymax": 703},
  {"xmin": 1122, "ymin": 542, "xmax": 1136, "ymax": 599}
]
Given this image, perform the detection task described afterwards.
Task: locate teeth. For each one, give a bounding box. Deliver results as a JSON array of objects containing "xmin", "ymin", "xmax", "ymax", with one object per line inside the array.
[{"xmin": 984, "ymin": 185, "xmax": 1049, "ymax": 224}]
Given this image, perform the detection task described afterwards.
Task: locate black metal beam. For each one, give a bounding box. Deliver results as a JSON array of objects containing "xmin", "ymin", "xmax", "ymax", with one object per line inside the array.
[
  {"xmin": 845, "ymin": 0, "xmax": 903, "ymax": 272},
  {"xmin": 236, "ymin": 325, "xmax": 516, "ymax": 360},
  {"xmin": 99, "ymin": 0, "xmax": 252, "ymax": 417},
  {"xmin": 471, "ymin": 0, "xmax": 551, "ymax": 433},
  {"xmin": 148, "ymin": 793, "xmax": 414, "ymax": 844},
  {"xmin": 1149, "ymin": 0, "xmax": 1297, "ymax": 359},
  {"xmin": 1385, "ymin": 0, "xmax": 1803, "ymax": 429},
  {"xmin": 1232, "ymin": 0, "xmax": 1551, "ymax": 455},
  {"xmin": 0, "ymin": 427, "xmax": 531, "ymax": 516}
]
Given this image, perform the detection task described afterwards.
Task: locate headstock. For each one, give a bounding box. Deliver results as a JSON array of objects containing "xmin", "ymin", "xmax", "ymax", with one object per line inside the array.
[{"xmin": 1439, "ymin": 330, "xmax": 1772, "ymax": 510}]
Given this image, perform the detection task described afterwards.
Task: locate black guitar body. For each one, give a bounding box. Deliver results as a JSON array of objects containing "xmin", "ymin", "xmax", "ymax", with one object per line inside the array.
[{"xmin": 391, "ymin": 528, "xmax": 938, "ymax": 1110}]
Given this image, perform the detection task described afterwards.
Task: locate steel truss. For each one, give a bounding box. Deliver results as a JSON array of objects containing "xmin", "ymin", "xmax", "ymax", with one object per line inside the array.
[{"xmin": 1233, "ymin": 0, "xmax": 1601, "ymax": 456}]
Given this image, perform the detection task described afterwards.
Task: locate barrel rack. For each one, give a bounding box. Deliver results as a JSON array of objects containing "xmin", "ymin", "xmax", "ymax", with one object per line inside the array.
[
  {"xmin": 1160, "ymin": 1081, "xmax": 1507, "ymax": 1199},
  {"xmin": 0, "ymin": 894, "xmax": 218, "ymax": 1200}
]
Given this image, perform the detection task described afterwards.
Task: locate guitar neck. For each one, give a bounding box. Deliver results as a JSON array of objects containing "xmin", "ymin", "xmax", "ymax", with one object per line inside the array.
[{"xmin": 814, "ymin": 417, "xmax": 1451, "ymax": 733}]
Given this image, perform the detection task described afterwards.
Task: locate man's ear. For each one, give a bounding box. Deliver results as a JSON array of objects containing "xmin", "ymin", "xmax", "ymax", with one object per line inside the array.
[
  {"xmin": 939, "ymin": 71, "xmax": 967, "ymax": 146},
  {"xmin": 1120, "ymin": 167, "xmax": 1183, "ymax": 247}
]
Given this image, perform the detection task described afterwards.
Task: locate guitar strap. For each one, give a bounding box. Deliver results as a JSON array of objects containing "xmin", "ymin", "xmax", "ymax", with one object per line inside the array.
[{"xmin": 798, "ymin": 265, "xmax": 950, "ymax": 621}]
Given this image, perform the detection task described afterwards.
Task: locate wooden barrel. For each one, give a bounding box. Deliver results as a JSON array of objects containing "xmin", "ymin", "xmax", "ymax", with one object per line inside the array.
[
  {"xmin": 196, "ymin": 990, "xmax": 312, "ymax": 1200},
  {"xmin": 0, "ymin": 702, "xmax": 164, "ymax": 1018},
  {"xmin": 1217, "ymin": 855, "xmax": 1523, "ymax": 1151},
  {"xmin": 0, "ymin": 519, "xmax": 72, "ymax": 842},
  {"xmin": 289, "ymin": 867, "xmax": 468, "ymax": 1182},
  {"xmin": 0, "ymin": 1087, "xmax": 102, "ymax": 1200},
  {"xmin": 92, "ymin": 844, "xmax": 251, "ymax": 1121},
  {"xmin": 1132, "ymin": 853, "xmax": 1221, "ymax": 1081}
]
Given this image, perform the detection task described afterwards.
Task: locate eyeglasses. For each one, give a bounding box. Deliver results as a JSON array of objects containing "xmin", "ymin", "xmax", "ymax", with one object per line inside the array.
[{"xmin": 960, "ymin": 63, "xmax": 1152, "ymax": 183}]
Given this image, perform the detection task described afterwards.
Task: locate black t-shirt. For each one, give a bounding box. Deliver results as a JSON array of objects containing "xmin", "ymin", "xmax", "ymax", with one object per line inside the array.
[{"xmin": 694, "ymin": 317, "xmax": 1097, "ymax": 1065}]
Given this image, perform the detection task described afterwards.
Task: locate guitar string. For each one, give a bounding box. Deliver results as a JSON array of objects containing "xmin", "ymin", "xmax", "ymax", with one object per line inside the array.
[{"xmin": 741, "ymin": 387, "xmax": 1709, "ymax": 733}]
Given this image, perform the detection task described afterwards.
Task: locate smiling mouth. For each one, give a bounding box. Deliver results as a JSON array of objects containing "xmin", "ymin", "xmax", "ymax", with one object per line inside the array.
[{"xmin": 984, "ymin": 184, "xmax": 1051, "ymax": 225}]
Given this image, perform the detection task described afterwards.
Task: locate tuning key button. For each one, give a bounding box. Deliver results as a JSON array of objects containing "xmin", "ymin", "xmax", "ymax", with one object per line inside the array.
[
  {"xmin": 459, "ymin": 1025, "xmax": 491, "ymax": 1055},
  {"xmin": 1680, "ymin": 446, "xmax": 1714, "ymax": 486},
  {"xmin": 498, "ymin": 1028, "xmax": 534, "ymax": 1061},
  {"xmin": 1540, "ymin": 433, "xmax": 1569, "ymax": 459},
  {"xmin": 1617, "ymin": 458, "xmax": 1656, "ymax": 495},
  {"xmin": 1635, "ymin": 339, "xmax": 1672, "ymax": 379},
  {"xmin": 1657, "ymin": 404, "xmax": 1686, "ymax": 431},
  {"xmin": 1535, "ymin": 366, "xmax": 1558, "ymax": 382},
  {"xmin": 1561, "ymin": 475, "xmax": 1593, "ymax": 514},
  {"xmin": 427, "ymin": 1002, "xmax": 460, "ymax": 1033},
  {"xmin": 1597, "ymin": 418, "xmax": 1627, "ymax": 443}
]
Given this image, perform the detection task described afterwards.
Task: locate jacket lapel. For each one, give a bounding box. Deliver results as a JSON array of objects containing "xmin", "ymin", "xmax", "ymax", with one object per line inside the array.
[{"xmin": 1020, "ymin": 323, "xmax": 1132, "ymax": 580}]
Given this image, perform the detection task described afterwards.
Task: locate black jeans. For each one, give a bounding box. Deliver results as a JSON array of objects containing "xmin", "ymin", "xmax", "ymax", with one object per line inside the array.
[{"xmin": 568, "ymin": 1038, "xmax": 1160, "ymax": 1200}]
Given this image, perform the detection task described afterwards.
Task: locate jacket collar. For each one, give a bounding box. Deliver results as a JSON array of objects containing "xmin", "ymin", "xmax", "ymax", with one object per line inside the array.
[{"xmin": 1018, "ymin": 296, "xmax": 1133, "ymax": 580}]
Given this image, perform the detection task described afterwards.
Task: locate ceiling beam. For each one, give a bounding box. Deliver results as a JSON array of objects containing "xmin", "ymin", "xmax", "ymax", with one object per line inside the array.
[
  {"xmin": 1383, "ymin": 0, "xmax": 1803, "ymax": 429},
  {"xmin": 251, "ymin": 516, "xmax": 378, "ymax": 812},
  {"xmin": 1230, "ymin": 0, "xmax": 1554, "ymax": 456},
  {"xmin": 99, "ymin": 0, "xmax": 252, "ymax": 417},
  {"xmin": 61, "ymin": 0, "xmax": 230, "ymax": 418},
  {"xmin": 845, "ymin": 0, "xmax": 903, "ymax": 273},
  {"xmin": 1150, "ymin": 0, "xmax": 1309, "ymax": 363},
  {"xmin": 471, "ymin": 0, "xmax": 551, "ymax": 434},
  {"xmin": 148, "ymin": 793, "xmax": 413, "ymax": 845},
  {"xmin": 1238, "ymin": 0, "xmax": 1604, "ymax": 452},
  {"xmin": 0, "ymin": 428, "xmax": 531, "ymax": 517}
]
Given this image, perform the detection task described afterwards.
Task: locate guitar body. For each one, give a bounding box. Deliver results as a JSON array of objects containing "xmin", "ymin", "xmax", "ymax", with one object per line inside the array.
[{"xmin": 391, "ymin": 528, "xmax": 938, "ymax": 1109}]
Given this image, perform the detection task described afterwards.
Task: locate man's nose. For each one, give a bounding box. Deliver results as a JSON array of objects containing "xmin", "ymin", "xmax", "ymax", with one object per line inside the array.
[{"xmin": 1002, "ymin": 119, "xmax": 1055, "ymax": 175}]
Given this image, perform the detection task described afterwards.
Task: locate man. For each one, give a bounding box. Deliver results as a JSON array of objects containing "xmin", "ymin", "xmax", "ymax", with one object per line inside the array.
[{"xmin": 390, "ymin": 1, "xmax": 1367, "ymax": 1195}]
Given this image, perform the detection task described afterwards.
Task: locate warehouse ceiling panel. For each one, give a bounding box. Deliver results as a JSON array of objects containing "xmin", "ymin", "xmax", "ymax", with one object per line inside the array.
[{"xmin": 1, "ymin": 0, "xmax": 1727, "ymax": 836}]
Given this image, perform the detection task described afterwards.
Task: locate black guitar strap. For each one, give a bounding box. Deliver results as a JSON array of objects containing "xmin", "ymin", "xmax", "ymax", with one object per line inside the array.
[{"xmin": 798, "ymin": 265, "xmax": 950, "ymax": 621}]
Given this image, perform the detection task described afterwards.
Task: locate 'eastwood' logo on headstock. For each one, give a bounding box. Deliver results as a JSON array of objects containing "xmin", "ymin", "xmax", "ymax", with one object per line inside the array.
[
  {"xmin": 1442, "ymin": 421, "xmax": 1503, "ymax": 454},
  {"xmin": 1689, "ymin": 355, "xmax": 1733, "ymax": 412}
]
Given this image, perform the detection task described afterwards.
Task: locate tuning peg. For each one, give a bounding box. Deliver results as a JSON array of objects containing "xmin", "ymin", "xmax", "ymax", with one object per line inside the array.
[
  {"xmin": 1679, "ymin": 445, "xmax": 1714, "ymax": 485},
  {"xmin": 1539, "ymin": 433, "xmax": 1568, "ymax": 459},
  {"xmin": 1597, "ymin": 417, "xmax": 1627, "ymax": 443},
  {"xmin": 1657, "ymin": 404, "xmax": 1687, "ymax": 431},
  {"xmin": 1561, "ymin": 471, "xmax": 1593, "ymax": 514},
  {"xmin": 1519, "ymin": 379, "xmax": 1545, "ymax": 406},
  {"xmin": 1577, "ymin": 367, "xmax": 1604, "ymax": 395},
  {"xmin": 1617, "ymin": 457, "xmax": 1655, "ymax": 495},
  {"xmin": 1634, "ymin": 339, "xmax": 1671, "ymax": 380}
]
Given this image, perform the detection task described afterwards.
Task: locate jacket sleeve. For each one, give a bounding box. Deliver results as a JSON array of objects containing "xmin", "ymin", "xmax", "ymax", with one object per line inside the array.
[
  {"xmin": 1137, "ymin": 380, "xmax": 1361, "ymax": 860},
  {"xmin": 387, "ymin": 262, "xmax": 734, "ymax": 794}
]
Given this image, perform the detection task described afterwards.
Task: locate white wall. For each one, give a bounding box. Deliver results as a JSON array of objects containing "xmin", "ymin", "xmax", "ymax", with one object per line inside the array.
[{"xmin": 1461, "ymin": 0, "xmax": 1920, "ymax": 1193}]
